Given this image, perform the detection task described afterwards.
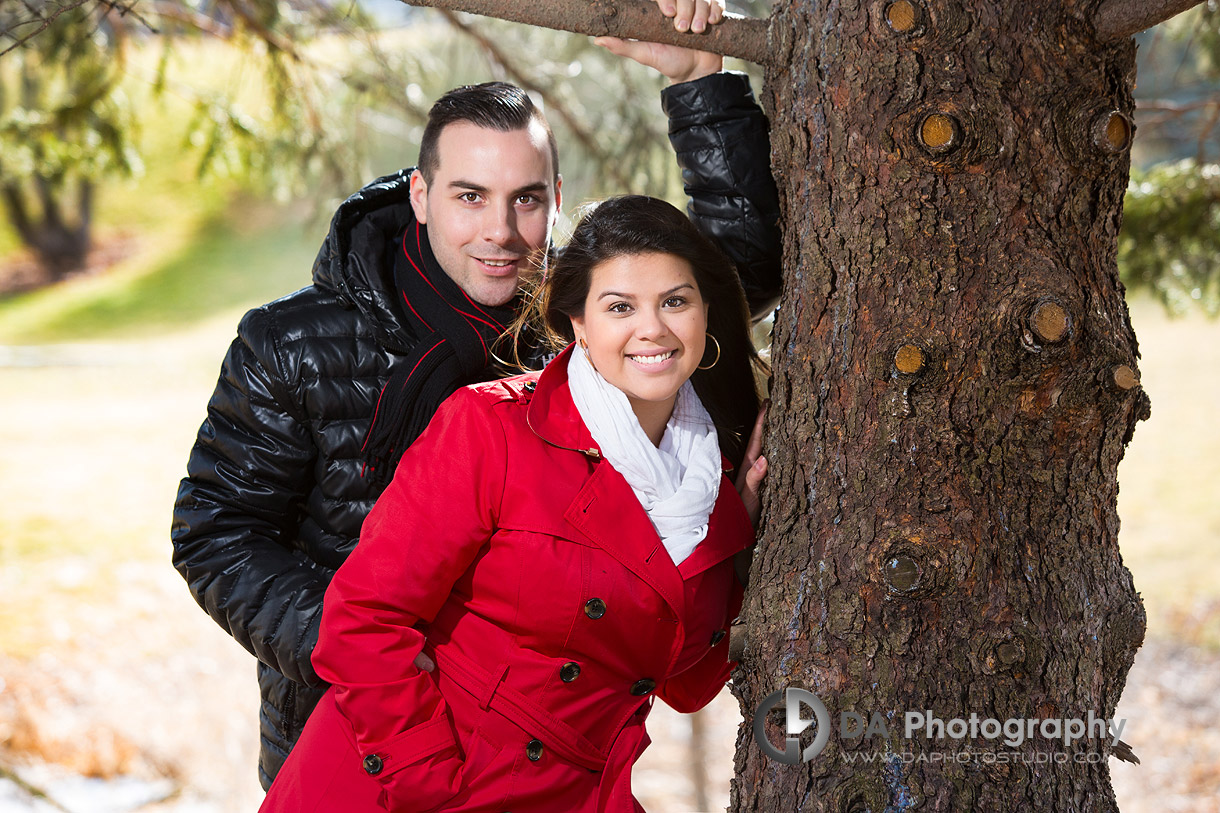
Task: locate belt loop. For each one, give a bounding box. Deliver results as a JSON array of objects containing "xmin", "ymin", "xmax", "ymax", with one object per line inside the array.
[{"xmin": 478, "ymin": 662, "xmax": 508, "ymax": 711}]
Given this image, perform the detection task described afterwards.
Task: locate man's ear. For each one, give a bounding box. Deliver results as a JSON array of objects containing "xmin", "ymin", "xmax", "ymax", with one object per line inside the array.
[
  {"xmin": 553, "ymin": 174, "xmax": 563, "ymax": 215},
  {"xmin": 409, "ymin": 169, "xmax": 429, "ymax": 224}
]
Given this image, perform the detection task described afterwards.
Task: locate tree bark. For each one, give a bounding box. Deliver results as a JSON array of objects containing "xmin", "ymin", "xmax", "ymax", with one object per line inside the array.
[
  {"xmin": 399, "ymin": 0, "xmax": 771, "ymax": 64},
  {"xmin": 732, "ymin": 0, "xmax": 1148, "ymax": 809}
]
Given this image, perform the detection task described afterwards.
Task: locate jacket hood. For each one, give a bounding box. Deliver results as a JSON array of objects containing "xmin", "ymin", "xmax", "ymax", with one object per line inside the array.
[{"xmin": 311, "ymin": 168, "xmax": 418, "ymax": 353}]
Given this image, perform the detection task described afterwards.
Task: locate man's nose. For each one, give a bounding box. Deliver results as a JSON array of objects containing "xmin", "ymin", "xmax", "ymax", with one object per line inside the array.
[{"xmin": 483, "ymin": 202, "xmax": 518, "ymax": 246}]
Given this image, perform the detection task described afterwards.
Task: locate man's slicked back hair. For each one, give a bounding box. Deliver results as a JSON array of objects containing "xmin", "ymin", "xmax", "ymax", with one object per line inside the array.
[{"xmin": 418, "ymin": 81, "xmax": 559, "ymax": 183}]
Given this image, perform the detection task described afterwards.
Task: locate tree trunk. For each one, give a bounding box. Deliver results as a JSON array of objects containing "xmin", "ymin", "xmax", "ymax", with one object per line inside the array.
[
  {"xmin": 733, "ymin": 0, "xmax": 1149, "ymax": 809},
  {"xmin": 2, "ymin": 176, "xmax": 93, "ymax": 279}
]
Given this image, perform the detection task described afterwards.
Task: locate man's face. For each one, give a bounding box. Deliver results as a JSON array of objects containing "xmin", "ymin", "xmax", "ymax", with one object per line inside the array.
[{"xmin": 409, "ymin": 120, "xmax": 561, "ymax": 307}]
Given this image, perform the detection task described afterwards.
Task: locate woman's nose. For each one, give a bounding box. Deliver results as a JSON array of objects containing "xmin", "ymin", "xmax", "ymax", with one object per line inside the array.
[{"xmin": 634, "ymin": 309, "xmax": 669, "ymax": 340}]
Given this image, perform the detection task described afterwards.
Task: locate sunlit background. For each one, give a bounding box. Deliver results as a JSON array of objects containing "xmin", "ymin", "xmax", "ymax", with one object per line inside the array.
[{"xmin": 1, "ymin": 2, "xmax": 1218, "ymax": 811}]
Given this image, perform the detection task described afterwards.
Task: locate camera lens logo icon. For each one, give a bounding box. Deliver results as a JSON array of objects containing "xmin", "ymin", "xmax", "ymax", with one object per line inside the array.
[{"xmin": 752, "ymin": 688, "xmax": 830, "ymax": 765}]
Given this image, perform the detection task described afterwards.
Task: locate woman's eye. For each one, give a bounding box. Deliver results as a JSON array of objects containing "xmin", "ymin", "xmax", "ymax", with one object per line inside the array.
[
  {"xmin": 664, "ymin": 296, "xmax": 687, "ymax": 308},
  {"xmin": 608, "ymin": 302, "xmax": 631, "ymax": 314}
]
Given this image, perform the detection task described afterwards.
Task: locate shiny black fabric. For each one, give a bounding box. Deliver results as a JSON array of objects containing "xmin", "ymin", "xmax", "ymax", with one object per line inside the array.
[{"xmin": 170, "ymin": 71, "xmax": 780, "ymax": 791}]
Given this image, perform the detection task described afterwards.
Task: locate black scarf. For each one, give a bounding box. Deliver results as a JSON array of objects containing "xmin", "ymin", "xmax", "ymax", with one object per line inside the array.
[{"xmin": 361, "ymin": 222, "xmax": 517, "ymax": 486}]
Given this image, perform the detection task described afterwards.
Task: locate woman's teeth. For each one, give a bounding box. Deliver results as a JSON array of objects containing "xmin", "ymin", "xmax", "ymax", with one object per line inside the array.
[{"xmin": 629, "ymin": 351, "xmax": 674, "ymax": 365}]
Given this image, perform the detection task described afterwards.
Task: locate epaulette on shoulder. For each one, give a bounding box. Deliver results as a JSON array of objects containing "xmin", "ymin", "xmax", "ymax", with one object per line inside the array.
[{"xmin": 466, "ymin": 373, "xmax": 540, "ymax": 405}]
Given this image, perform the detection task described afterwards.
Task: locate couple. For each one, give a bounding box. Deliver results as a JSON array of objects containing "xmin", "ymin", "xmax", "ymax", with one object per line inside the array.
[{"xmin": 172, "ymin": 2, "xmax": 781, "ymax": 810}]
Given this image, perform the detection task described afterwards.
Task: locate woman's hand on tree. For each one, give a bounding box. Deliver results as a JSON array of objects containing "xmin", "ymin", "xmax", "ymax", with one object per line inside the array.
[{"xmin": 735, "ymin": 403, "xmax": 768, "ymax": 529}]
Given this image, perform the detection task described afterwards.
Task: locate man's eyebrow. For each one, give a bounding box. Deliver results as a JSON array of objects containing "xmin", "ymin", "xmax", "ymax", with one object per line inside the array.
[
  {"xmin": 596, "ymin": 283, "xmax": 695, "ymax": 301},
  {"xmin": 511, "ymin": 182, "xmax": 550, "ymax": 197},
  {"xmin": 446, "ymin": 181, "xmax": 551, "ymax": 197}
]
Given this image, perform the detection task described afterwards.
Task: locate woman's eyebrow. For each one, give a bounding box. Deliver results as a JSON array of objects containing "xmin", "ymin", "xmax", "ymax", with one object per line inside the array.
[{"xmin": 596, "ymin": 283, "xmax": 694, "ymax": 301}]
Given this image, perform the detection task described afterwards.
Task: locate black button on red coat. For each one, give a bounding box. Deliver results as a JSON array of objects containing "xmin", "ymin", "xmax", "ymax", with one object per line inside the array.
[
  {"xmin": 526, "ymin": 739, "xmax": 544, "ymax": 761},
  {"xmin": 584, "ymin": 598, "xmax": 607, "ymax": 619},
  {"xmin": 560, "ymin": 662, "xmax": 581, "ymax": 682},
  {"xmin": 630, "ymin": 678, "xmax": 656, "ymax": 696},
  {"xmin": 362, "ymin": 754, "xmax": 383, "ymax": 775}
]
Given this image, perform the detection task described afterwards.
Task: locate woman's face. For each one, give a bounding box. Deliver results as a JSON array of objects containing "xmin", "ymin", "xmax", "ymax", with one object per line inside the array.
[{"xmin": 569, "ymin": 251, "xmax": 708, "ymax": 419}]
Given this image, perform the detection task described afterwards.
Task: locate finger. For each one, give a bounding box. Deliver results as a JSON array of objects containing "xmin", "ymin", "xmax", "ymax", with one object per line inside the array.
[
  {"xmin": 593, "ymin": 36, "xmax": 628, "ymax": 55},
  {"xmin": 689, "ymin": 0, "xmax": 711, "ymax": 32},
  {"xmin": 595, "ymin": 36, "xmax": 670, "ymax": 73},
  {"xmin": 747, "ymin": 456, "xmax": 768, "ymax": 490},
  {"xmin": 745, "ymin": 405, "xmax": 767, "ymax": 460},
  {"xmin": 655, "ymin": 0, "xmax": 676, "ymax": 17},
  {"xmin": 672, "ymin": 0, "xmax": 695, "ymax": 31},
  {"xmin": 708, "ymin": 0, "xmax": 725, "ymax": 25},
  {"xmin": 413, "ymin": 651, "xmax": 435, "ymax": 672}
]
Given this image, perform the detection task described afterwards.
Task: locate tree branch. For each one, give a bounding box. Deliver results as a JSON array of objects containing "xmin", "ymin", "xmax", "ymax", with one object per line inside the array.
[
  {"xmin": 1094, "ymin": 0, "xmax": 1206, "ymax": 42},
  {"xmin": 439, "ymin": 9, "xmax": 635, "ymax": 190},
  {"xmin": 0, "ymin": 0, "xmax": 92, "ymax": 56},
  {"xmin": 400, "ymin": 0, "xmax": 770, "ymax": 65}
]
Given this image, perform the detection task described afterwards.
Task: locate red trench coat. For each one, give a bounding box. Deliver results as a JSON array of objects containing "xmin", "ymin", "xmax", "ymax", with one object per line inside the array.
[{"xmin": 260, "ymin": 345, "xmax": 753, "ymax": 812}]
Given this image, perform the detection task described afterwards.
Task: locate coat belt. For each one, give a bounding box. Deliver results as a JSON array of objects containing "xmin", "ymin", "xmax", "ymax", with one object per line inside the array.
[{"xmin": 431, "ymin": 646, "xmax": 611, "ymax": 772}]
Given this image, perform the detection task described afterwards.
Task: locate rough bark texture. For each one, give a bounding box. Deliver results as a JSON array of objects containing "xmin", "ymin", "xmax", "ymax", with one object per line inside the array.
[{"xmin": 731, "ymin": 1, "xmax": 1149, "ymax": 810}]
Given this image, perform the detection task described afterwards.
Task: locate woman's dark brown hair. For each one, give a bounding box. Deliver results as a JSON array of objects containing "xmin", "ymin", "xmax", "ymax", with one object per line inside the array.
[{"xmin": 510, "ymin": 195, "xmax": 766, "ymax": 470}]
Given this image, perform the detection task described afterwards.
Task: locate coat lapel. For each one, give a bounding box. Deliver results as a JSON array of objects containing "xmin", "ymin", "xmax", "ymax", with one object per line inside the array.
[
  {"xmin": 675, "ymin": 476, "xmax": 754, "ymax": 580},
  {"xmin": 563, "ymin": 461, "xmax": 687, "ymax": 622}
]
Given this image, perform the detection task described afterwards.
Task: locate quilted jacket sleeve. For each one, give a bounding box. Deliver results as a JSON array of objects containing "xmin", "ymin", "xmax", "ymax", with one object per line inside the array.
[
  {"xmin": 171, "ymin": 305, "xmax": 326, "ymax": 687},
  {"xmin": 663, "ymin": 70, "xmax": 783, "ymax": 322},
  {"xmin": 311, "ymin": 387, "xmax": 506, "ymax": 812}
]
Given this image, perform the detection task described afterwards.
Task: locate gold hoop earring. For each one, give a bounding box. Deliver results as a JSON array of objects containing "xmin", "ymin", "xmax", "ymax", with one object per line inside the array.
[
  {"xmin": 578, "ymin": 337, "xmax": 589, "ymax": 358},
  {"xmin": 697, "ymin": 333, "xmax": 720, "ymax": 370}
]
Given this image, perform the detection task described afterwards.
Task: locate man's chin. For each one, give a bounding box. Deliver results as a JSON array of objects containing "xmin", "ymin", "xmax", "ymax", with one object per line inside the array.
[{"xmin": 468, "ymin": 278, "xmax": 521, "ymax": 308}]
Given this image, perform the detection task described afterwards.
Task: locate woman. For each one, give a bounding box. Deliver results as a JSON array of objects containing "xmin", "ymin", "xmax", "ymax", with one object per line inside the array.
[{"xmin": 261, "ymin": 196, "xmax": 768, "ymax": 812}]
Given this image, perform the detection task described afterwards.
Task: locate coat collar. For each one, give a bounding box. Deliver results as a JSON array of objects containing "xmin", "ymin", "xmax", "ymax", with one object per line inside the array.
[{"xmin": 526, "ymin": 343, "xmax": 603, "ymax": 460}]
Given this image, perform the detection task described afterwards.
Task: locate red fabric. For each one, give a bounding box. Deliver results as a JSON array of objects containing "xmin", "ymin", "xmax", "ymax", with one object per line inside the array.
[{"xmin": 261, "ymin": 344, "xmax": 753, "ymax": 812}]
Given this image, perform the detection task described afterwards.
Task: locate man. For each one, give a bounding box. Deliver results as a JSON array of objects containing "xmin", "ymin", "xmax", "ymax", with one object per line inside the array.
[{"xmin": 172, "ymin": 2, "xmax": 781, "ymax": 790}]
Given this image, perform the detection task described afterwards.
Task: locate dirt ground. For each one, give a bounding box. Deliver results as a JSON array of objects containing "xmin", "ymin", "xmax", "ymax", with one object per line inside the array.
[
  {"xmin": 0, "ymin": 580, "xmax": 1217, "ymax": 812},
  {"xmin": 1, "ymin": 297, "xmax": 1218, "ymax": 812}
]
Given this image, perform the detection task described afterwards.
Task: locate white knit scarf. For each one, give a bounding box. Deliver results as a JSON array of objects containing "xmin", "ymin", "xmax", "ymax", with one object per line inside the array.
[{"xmin": 567, "ymin": 346, "xmax": 722, "ymax": 565}]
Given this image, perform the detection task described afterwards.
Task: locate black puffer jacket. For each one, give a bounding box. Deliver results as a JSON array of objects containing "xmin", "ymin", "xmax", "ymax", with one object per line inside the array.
[{"xmin": 171, "ymin": 71, "xmax": 780, "ymax": 790}]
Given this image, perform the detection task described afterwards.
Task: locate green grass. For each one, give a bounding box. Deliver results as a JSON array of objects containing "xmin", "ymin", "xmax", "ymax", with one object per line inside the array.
[{"xmin": 0, "ymin": 202, "xmax": 317, "ymax": 343}]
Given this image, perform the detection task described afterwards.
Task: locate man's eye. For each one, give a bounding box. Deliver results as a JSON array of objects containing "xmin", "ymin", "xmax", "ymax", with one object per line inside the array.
[
  {"xmin": 516, "ymin": 194, "xmax": 539, "ymax": 205},
  {"xmin": 459, "ymin": 192, "xmax": 480, "ymax": 203}
]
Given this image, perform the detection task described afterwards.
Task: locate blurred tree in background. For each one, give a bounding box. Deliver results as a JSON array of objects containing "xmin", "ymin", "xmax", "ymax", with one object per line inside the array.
[{"xmin": 1122, "ymin": 4, "xmax": 1220, "ymax": 315}]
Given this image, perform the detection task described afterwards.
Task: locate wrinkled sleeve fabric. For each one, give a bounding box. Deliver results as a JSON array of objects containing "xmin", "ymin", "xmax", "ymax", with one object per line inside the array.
[
  {"xmin": 311, "ymin": 387, "xmax": 506, "ymax": 812},
  {"xmin": 663, "ymin": 70, "xmax": 783, "ymax": 322},
  {"xmin": 171, "ymin": 305, "xmax": 326, "ymax": 687},
  {"xmin": 656, "ymin": 578, "xmax": 744, "ymax": 714}
]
